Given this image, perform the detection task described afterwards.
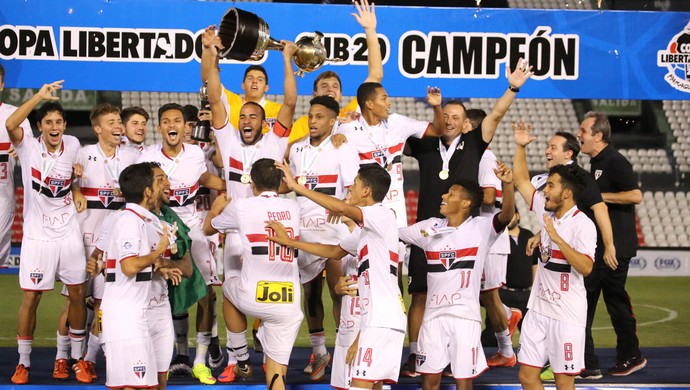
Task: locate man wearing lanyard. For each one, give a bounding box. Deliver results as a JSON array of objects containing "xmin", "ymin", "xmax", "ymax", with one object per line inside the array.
[
  {"xmin": 138, "ymin": 103, "xmax": 226, "ymax": 385},
  {"xmin": 287, "ymin": 96, "xmax": 360, "ymax": 380},
  {"xmin": 401, "ymin": 60, "xmax": 534, "ymax": 376},
  {"xmin": 6, "ymin": 81, "xmax": 90, "ymax": 385},
  {"xmin": 202, "ymin": 26, "xmax": 298, "ymax": 383},
  {"xmin": 67, "ymin": 103, "xmax": 140, "ymax": 381}
]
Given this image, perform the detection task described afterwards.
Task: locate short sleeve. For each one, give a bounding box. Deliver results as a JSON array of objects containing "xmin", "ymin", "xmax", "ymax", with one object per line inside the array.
[
  {"xmin": 573, "ymin": 218, "xmax": 597, "ymax": 261},
  {"xmin": 391, "ymin": 114, "xmax": 428, "ymax": 140},
  {"xmin": 530, "ymin": 190, "xmax": 545, "ymax": 216},
  {"xmin": 579, "ymin": 174, "xmax": 604, "ymax": 210},
  {"xmin": 478, "ymin": 152, "xmax": 501, "ymax": 189},
  {"xmin": 211, "ymin": 200, "xmax": 240, "ymax": 232},
  {"xmin": 338, "ymin": 227, "xmax": 360, "ymax": 256},
  {"xmin": 609, "ymin": 155, "xmax": 640, "ymax": 192},
  {"xmin": 398, "ymin": 221, "xmax": 428, "ymax": 248},
  {"xmin": 338, "ymin": 144, "xmax": 360, "ymax": 188}
]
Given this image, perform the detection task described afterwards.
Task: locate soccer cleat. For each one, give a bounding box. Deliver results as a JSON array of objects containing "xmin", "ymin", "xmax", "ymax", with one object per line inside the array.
[
  {"xmin": 218, "ymin": 364, "xmax": 237, "ymax": 383},
  {"xmin": 53, "ymin": 358, "xmax": 69, "ymax": 380},
  {"xmin": 12, "ymin": 364, "xmax": 30, "ymax": 384},
  {"xmin": 303, "ymin": 353, "xmax": 315, "ymax": 374},
  {"xmin": 576, "ymin": 368, "xmax": 603, "ymax": 379},
  {"xmin": 191, "ymin": 363, "xmax": 217, "ymax": 385},
  {"xmin": 507, "ymin": 308, "xmax": 523, "ymax": 339},
  {"xmin": 85, "ymin": 360, "xmax": 97, "ymax": 380},
  {"xmin": 400, "ymin": 354, "xmax": 420, "ymax": 377},
  {"xmin": 252, "ymin": 328, "xmax": 263, "ymax": 353},
  {"xmin": 310, "ymin": 352, "xmax": 331, "ymax": 381},
  {"xmin": 208, "ymin": 342, "xmax": 225, "ymax": 369},
  {"xmin": 73, "ymin": 358, "xmax": 93, "ymax": 383},
  {"xmin": 540, "ymin": 364, "xmax": 555, "ymax": 381},
  {"xmin": 169, "ymin": 354, "xmax": 192, "ymax": 376},
  {"xmin": 233, "ymin": 362, "xmax": 254, "ymax": 380},
  {"xmin": 608, "ymin": 355, "xmax": 647, "ymax": 377},
  {"xmin": 487, "ymin": 352, "xmax": 517, "ymax": 368}
]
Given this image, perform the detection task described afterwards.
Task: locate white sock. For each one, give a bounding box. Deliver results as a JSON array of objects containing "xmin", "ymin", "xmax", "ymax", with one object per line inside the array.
[
  {"xmin": 309, "ymin": 329, "xmax": 327, "ymax": 357},
  {"xmin": 84, "ymin": 332, "xmax": 100, "ymax": 363},
  {"xmin": 227, "ymin": 330, "xmax": 249, "ymax": 362},
  {"xmin": 495, "ymin": 329, "xmax": 514, "ymax": 357},
  {"xmin": 56, "ymin": 331, "xmax": 70, "ymax": 360},
  {"xmin": 194, "ymin": 332, "xmax": 211, "ymax": 366},
  {"xmin": 18, "ymin": 337, "xmax": 32, "ymax": 367},
  {"xmin": 409, "ymin": 341, "xmax": 418, "ymax": 355},
  {"xmin": 173, "ymin": 313, "xmax": 189, "ymax": 356},
  {"xmin": 69, "ymin": 327, "xmax": 86, "ymax": 360},
  {"xmin": 225, "ymin": 328, "xmax": 237, "ymax": 365}
]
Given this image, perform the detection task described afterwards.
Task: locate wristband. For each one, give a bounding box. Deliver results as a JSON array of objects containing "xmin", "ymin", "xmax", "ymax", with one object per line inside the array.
[{"xmin": 508, "ymin": 85, "xmax": 520, "ymax": 93}]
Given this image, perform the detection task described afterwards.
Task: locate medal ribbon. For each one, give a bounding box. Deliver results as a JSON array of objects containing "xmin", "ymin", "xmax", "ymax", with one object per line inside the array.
[
  {"xmin": 301, "ymin": 136, "xmax": 332, "ymax": 177},
  {"xmin": 97, "ymin": 144, "xmax": 121, "ymax": 185},
  {"xmin": 360, "ymin": 117, "xmax": 390, "ymax": 168},
  {"xmin": 162, "ymin": 145, "xmax": 185, "ymax": 178},
  {"xmin": 438, "ymin": 135, "xmax": 461, "ymax": 172},
  {"xmin": 39, "ymin": 137, "xmax": 63, "ymax": 183},
  {"xmin": 241, "ymin": 137, "xmax": 265, "ymax": 175}
]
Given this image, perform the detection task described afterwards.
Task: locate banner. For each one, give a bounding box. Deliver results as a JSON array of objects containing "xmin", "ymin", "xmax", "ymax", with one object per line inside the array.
[
  {"xmin": 1, "ymin": 0, "xmax": 690, "ymax": 99},
  {"xmin": 629, "ymin": 249, "xmax": 690, "ymax": 277}
]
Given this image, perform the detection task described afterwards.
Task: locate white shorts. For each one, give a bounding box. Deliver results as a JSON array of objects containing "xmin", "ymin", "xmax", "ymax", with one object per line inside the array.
[
  {"xmin": 481, "ymin": 253, "xmax": 507, "ymax": 291},
  {"xmin": 148, "ymin": 304, "xmax": 174, "ymax": 372},
  {"xmin": 223, "ymin": 277, "xmax": 303, "ymax": 365},
  {"xmin": 331, "ymin": 343, "xmax": 353, "ymax": 390},
  {"xmin": 298, "ymin": 251, "xmax": 326, "ymax": 284},
  {"xmin": 189, "ymin": 223, "xmax": 220, "ymax": 286},
  {"xmin": 0, "ymin": 211, "xmax": 13, "ymax": 265},
  {"xmin": 19, "ymin": 231, "xmax": 87, "ymax": 291},
  {"xmin": 222, "ymin": 230, "xmax": 242, "ymax": 280},
  {"xmin": 417, "ymin": 316, "xmax": 488, "ymax": 379},
  {"xmin": 104, "ymin": 337, "xmax": 158, "ymax": 389},
  {"xmin": 351, "ymin": 326, "xmax": 405, "ymax": 384},
  {"xmin": 517, "ymin": 311, "xmax": 585, "ymax": 375}
]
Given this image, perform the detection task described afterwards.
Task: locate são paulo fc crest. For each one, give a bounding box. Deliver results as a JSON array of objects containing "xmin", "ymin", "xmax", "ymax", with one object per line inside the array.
[
  {"xmin": 371, "ymin": 150, "xmax": 388, "ymax": 167},
  {"xmin": 439, "ymin": 251, "xmax": 456, "ymax": 268},
  {"xmin": 48, "ymin": 178, "xmax": 67, "ymax": 196},
  {"xmin": 657, "ymin": 22, "xmax": 690, "ymax": 93},
  {"xmin": 29, "ymin": 269, "xmax": 44, "ymax": 285},
  {"xmin": 132, "ymin": 361, "xmax": 146, "ymax": 379},
  {"xmin": 172, "ymin": 188, "xmax": 191, "ymax": 205},
  {"xmin": 98, "ymin": 189, "xmax": 116, "ymax": 207},
  {"xmin": 416, "ymin": 353, "xmax": 427, "ymax": 367},
  {"xmin": 305, "ymin": 176, "xmax": 319, "ymax": 190},
  {"xmin": 594, "ymin": 169, "xmax": 602, "ymax": 180}
]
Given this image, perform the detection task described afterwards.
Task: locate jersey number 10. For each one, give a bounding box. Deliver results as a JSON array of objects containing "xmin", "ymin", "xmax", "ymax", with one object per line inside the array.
[{"xmin": 265, "ymin": 227, "xmax": 295, "ymax": 263}]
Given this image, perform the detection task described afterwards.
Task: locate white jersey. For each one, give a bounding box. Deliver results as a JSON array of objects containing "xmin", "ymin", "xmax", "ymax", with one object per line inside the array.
[
  {"xmin": 211, "ymin": 191, "xmax": 301, "ymax": 313},
  {"xmin": 120, "ymin": 136, "xmax": 150, "ymax": 154},
  {"xmin": 336, "ymin": 114, "xmax": 429, "ymax": 227},
  {"xmin": 289, "ymin": 136, "xmax": 359, "ymax": 244},
  {"xmin": 138, "ymin": 143, "xmax": 206, "ymax": 226},
  {"xmin": 100, "ymin": 203, "xmax": 158, "ymax": 343},
  {"xmin": 478, "ymin": 149, "xmax": 510, "ymax": 254},
  {"xmin": 529, "ymin": 190, "xmax": 596, "ymax": 327},
  {"xmin": 338, "ymin": 204, "xmax": 406, "ymax": 331},
  {"xmin": 399, "ymin": 216, "xmax": 503, "ymax": 322},
  {"xmin": 15, "ymin": 134, "xmax": 81, "ymax": 240},
  {"xmin": 0, "ymin": 102, "xmax": 30, "ymax": 213},
  {"xmin": 77, "ymin": 144, "xmax": 139, "ymax": 249},
  {"xmin": 337, "ymin": 252, "xmax": 361, "ymax": 346},
  {"xmin": 213, "ymin": 90, "xmax": 289, "ymax": 201}
]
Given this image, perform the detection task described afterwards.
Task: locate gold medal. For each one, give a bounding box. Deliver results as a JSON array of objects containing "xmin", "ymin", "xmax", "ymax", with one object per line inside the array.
[
  {"xmin": 540, "ymin": 246, "xmax": 550, "ymax": 263},
  {"xmin": 241, "ymin": 174, "xmax": 250, "ymax": 184},
  {"xmin": 298, "ymin": 176, "xmax": 307, "ymax": 186},
  {"xmin": 170, "ymin": 242, "xmax": 178, "ymax": 255},
  {"xmin": 439, "ymin": 169, "xmax": 449, "ymax": 180}
]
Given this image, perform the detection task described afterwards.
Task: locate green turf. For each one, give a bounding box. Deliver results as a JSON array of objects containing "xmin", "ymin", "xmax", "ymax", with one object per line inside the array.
[{"xmin": 0, "ymin": 275, "xmax": 688, "ymax": 348}]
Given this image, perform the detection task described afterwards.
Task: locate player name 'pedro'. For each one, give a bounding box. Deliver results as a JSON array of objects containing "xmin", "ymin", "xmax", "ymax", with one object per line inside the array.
[{"xmin": 267, "ymin": 211, "xmax": 292, "ymax": 221}]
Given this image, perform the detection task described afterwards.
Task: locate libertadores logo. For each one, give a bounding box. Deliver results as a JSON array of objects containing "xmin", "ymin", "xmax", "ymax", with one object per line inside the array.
[{"xmin": 657, "ymin": 22, "xmax": 690, "ymax": 93}]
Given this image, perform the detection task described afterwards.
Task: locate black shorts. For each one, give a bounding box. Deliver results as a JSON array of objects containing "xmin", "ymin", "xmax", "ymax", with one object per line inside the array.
[{"xmin": 407, "ymin": 244, "xmax": 427, "ymax": 294}]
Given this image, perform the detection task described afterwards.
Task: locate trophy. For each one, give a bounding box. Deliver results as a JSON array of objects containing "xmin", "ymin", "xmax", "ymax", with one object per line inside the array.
[
  {"xmin": 217, "ymin": 8, "xmax": 341, "ymax": 76},
  {"xmin": 191, "ymin": 82, "xmax": 212, "ymax": 142}
]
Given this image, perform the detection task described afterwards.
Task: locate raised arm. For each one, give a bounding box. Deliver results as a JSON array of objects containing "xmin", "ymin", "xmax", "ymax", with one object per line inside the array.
[
  {"xmin": 201, "ymin": 25, "xmax": 227, "ymax": 130},
  {"xmin": 353, "ymin": 0, "xmax": 383, "ymax": 83},
  {"xmin": 424, "ymin": 86, "xmax": 444, "ymax": 137},
  {"xmin": 494, "ymin": 161, "xmax": 516, "ymax": 227},
  {"xmin": 6, "ymin": 80, "xmax": 63, "ymax": 144},
  {"xmin": 512, "ymin": 120, "xmax": 537, "ymax": 204},
  {"xmin": 481, "ymin": 58, "xmax": 533, "ymax": 143},
  {"xmin": 275, "ymin": 41, "xmax": 299, "ymax": 129},
  {"xmin": 275, "ymin": 161, "xmax": 363, "ymax": 224},
  {"xmin": 266, "ymin": 220, "xmax": 349, "ymax": 260}
]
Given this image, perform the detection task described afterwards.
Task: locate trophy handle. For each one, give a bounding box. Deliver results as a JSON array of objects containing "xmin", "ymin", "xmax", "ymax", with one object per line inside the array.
[{"xmin": 266, "ymin": 37, "xmax": 285, "ymax": 51}]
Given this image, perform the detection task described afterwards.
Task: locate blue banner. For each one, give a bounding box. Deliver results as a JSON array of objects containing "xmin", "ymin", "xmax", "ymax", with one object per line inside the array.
[{"xmin": 1, "ymin": 0, "xmax": 689, "ymax": 99}]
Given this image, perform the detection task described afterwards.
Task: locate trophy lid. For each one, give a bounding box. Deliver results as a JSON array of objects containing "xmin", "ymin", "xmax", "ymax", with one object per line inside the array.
[{"xmin": 218, "ymin": 8, "xmax": 263, "ymax": 61}]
